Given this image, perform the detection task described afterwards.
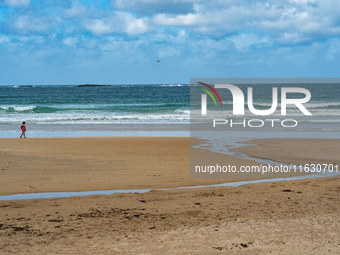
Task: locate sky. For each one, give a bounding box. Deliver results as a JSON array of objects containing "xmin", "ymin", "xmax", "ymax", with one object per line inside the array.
[{"xmin": 0, "ymin": 0, "xmax": 340, "ymax": 85}]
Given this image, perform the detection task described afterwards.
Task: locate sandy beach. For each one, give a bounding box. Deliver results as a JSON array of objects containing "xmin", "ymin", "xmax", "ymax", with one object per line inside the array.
[
  {"xmin": 0, "ymin": 137, "xmax": 264, "ymax": 196},
  {"xmin": 233, "ymin": 138, "xmax": 340, "ymax": 167},
  {"xmin": 0, "ymin": 137, "xmax": 339, "ymax": 254}
]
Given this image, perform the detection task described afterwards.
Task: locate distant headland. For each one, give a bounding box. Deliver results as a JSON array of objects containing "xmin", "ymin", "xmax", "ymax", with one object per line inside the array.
[{"xmin": 76, "ymin": 84, "xmax": 113, "ymax": 87}]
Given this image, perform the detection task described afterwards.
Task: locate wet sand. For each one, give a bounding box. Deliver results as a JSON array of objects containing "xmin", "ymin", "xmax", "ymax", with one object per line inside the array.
[
  {"xmin": 0, "ymin": 137, "xmax": 339, "ymax": 254},
  {"xmin": 0, "ymin": 137, "xmax": 269, "ymax": 196},
  {"xmin": 233, "ymin": 138, "xmax": 340, "ymax": 167}
]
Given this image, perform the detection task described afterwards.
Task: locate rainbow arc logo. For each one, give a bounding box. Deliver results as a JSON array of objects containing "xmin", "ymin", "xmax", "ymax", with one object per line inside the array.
[{"xmin": 198, "ymin": 82, "xmax": 223, "ymax": 106}]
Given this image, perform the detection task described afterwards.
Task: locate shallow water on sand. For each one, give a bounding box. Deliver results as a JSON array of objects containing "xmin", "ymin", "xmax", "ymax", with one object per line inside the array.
[{"xmin": 1, "ymin": 171, "xmax": 339, "ymax": 201}]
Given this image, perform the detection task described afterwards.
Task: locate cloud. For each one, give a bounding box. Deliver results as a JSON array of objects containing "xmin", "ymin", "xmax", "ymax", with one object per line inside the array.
[
  {"xmin": 229, "ymin": 34, "xmax": 271, "ymax": 50},
  {"xmin": 12, "ymin": 15, "xmax": 51, "ymax": 33},
  {"xmin": 0, "ymin": 35, "xmax": 9, "ymax": 43},
  {"xmin": 84, "ymin": 19, "xmax": 114, "ymax": 35},
  {"xmin": 10, "ymin": 14, "xmax": 62, "ymax": 34},
  {"xmin": 151, "ymin": 0, "xmax": 340, "ymax": 44},
  {"xmin": 276, "ymin": 32, "xmax": 311, "ymax": 45},
  {"xmin": 62, "ymin": 36, "xmax": 78, "ymax": 45},
  {"xmin": 118, "ymin": 12, "xmax": 154, "ymax": 35},
  {"xmin": 4, "ymin": 0, "xmax": 30, "ymax": 7},
  {"xmin": 112, "ymin": 0, "xmax": 203, "ymax": 15},
  {"xmin": 1, "ymin": 0, "xmax": 340, "ymax": 84},
  {"xmin": 64, "ymin": 0, "xmax": 88, "ymax": 18},
  {"xmin": 2, "ymin": 0, "xmax": 340, "ymax": 45},
  {"xmin": 153, "ymin": 13, "xmax": 200, "ymax": 26},
  {"xmin": 325, "ymin": 38, "xmax": 340, "ymax": 60},
  {"xmin": 84, "ymin": 11, "xmax": 154, "ymax": 36}
]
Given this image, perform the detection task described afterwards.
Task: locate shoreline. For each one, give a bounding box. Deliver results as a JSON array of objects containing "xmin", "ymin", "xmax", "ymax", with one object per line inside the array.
[
  {"xmin": 2, "ymin": 129, "xmax": 340, "ymax": 139},
  {"xmin": 0, "ymin": 131, "xmax": 190, "ymax": 138}
]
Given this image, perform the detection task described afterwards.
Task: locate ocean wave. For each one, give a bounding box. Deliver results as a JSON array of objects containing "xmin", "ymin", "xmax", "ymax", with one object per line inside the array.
[
  {"xmin": 190, "ymin": 108, "xmax": 340, "ymax": 116},
  {"xmin": 175, "ymin": 109, "xmax": 190, "ymax": 114},
  {"xmin": 159, "ymin": 84, "xmax": 188, "ymax": 87},
  {"xmin": 0, "ymin": 111, "xmax": 190, "ymax": 125},
  {"xmin": 251, "ymin": 102, "xmax": 340, "ymax": 109},
  {"xmin": 0, "ymin": 104, "xmax": 190, "ymax": 114},
  {"xmin": 217, "ymin": 101, "xmax": 340, "ymax": 109},
  {"xmin": 306, "ymin": 119, "xmax": 340, "ymax": 123},
  {"xmin": 10, "ymin": 85, "xmax": 35, "ymax": 88},
  {"xmin": 0, "ymin": 106, "xmax": 37, "ymax": 112},
  {"xmin": 304, "ymin": 102, "xmax": 340, "ymax": 108}
]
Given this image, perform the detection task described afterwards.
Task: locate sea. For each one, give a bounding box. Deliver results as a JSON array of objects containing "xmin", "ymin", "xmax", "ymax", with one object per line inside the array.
[
  {"xmin": 0, "ymin": 83, "xmax": 339, "ymax": 137},
  {"xmin": 0, "ymin": 84, "xmax": 190, "ymax": 137}
]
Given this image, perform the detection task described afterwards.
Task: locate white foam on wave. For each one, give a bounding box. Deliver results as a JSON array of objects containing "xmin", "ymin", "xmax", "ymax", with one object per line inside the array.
[
  {"xmin": 0, "ymin": 110, "xmax": 191, "ymax": 125},
  {"xmin": 0, "ymin": 105, "xmax": 37, "ymax": 112},
  {"xmin": 191, "ymin": 108, "xmax": 340, "ymax": 117},
  {"xmin": 217, "ymin": 102, "xmax": 340, "ymax": 109},
  {"xmin": 219, "ymin": 102, "xmax": 302, "ymax": 108},
  {"xmin": 304, "ymin": 102, "xmax": 340, "ymax": 108},
  {"xmin": 159, "ymin": 84, "xmax": 188, "ymax": 87},
  {"xmin": 305, "ymin": 119, "xmax": 340, "ymax": 123},
  {"xmin": 174, "ymin": 109, "xmax": 190, "ymax": 114}
]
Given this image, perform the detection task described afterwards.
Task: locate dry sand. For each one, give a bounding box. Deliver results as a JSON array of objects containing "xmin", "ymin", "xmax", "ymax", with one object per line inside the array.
[{"xmin": 0, "ymin": 137, "xmax": 339, "ymax": 254}]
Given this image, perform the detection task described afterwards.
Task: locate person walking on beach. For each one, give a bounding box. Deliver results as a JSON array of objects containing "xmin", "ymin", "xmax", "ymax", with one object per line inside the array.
[{"xmin": 20, "ymin": 121, "xmax": 26, "ymax": 138}]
